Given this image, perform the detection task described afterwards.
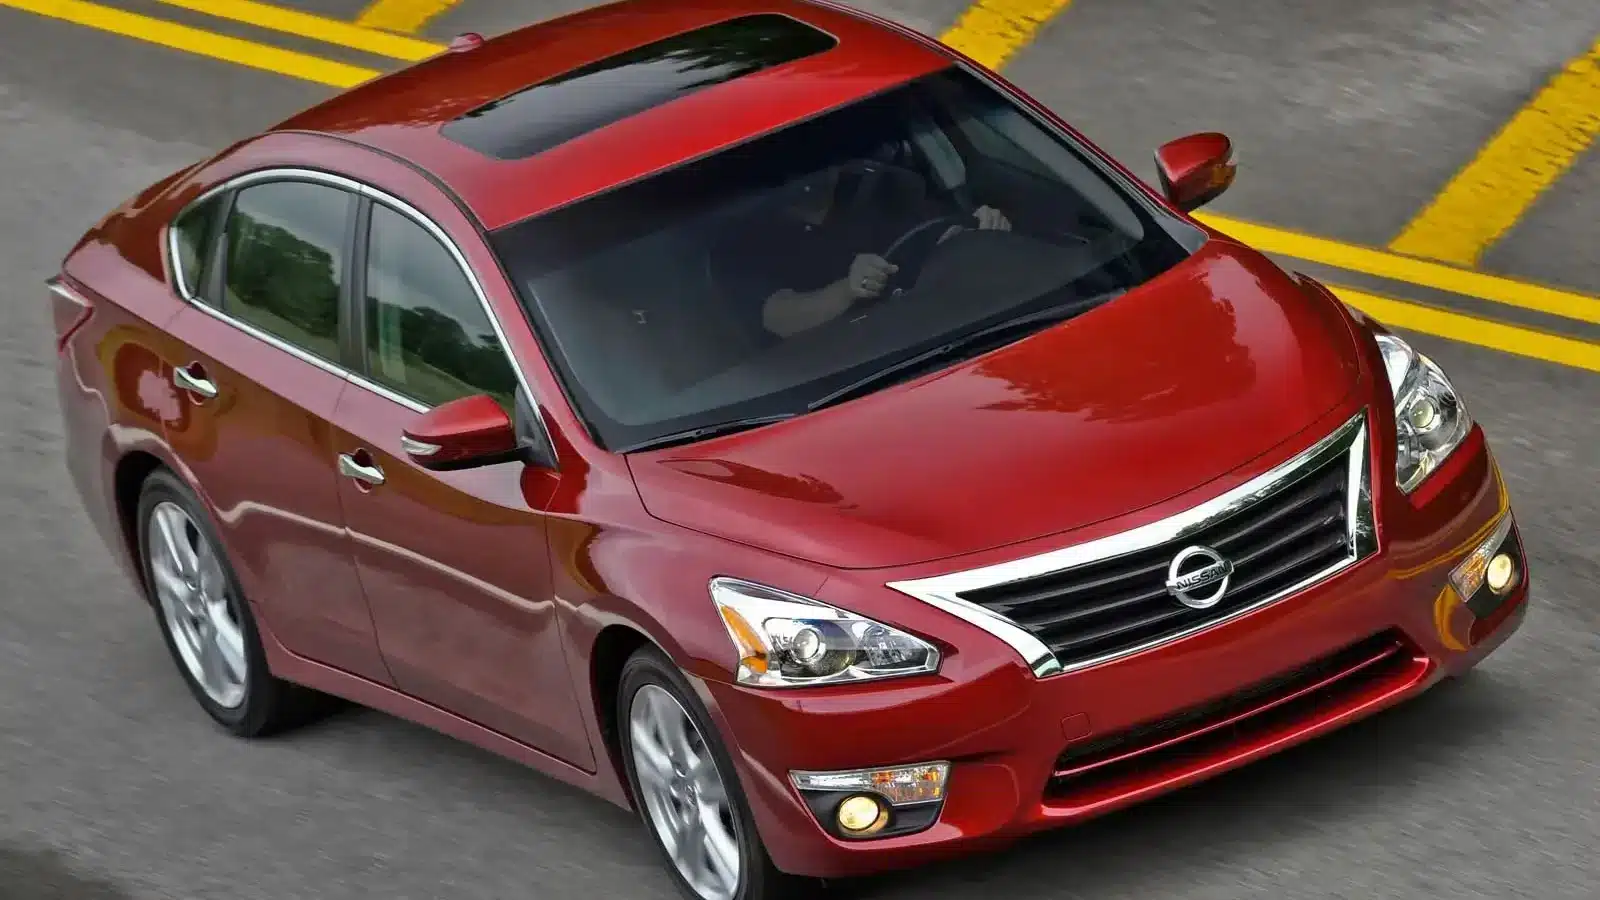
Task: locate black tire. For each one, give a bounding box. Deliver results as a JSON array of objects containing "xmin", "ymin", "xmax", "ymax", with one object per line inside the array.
[
  {"xmin": 617, "ymin": 645, "xmax": 808, "ymax": 900},
  {"xmin": 135, "ymin": 467, "xmax": 332, "ymax": 737}
]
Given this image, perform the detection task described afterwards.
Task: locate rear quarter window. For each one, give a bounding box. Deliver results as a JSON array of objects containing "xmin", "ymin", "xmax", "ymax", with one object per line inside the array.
[{"xmin": 170, "ymin": 195, "xmax": 223, "ymax": 299}]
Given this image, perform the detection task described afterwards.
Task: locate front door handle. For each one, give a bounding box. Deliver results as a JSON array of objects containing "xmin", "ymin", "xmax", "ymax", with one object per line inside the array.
[
  {"xmin": 338, "ymin": 452, "xmax": 386, "ymax": 487},
  {"xmin": 172, "ymin": 363, "xmax": 218, "ymax": 399}
]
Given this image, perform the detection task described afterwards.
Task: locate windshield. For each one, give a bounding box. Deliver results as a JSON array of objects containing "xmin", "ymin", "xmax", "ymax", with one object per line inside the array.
[{"xmin": 491, "ymin": 66, "xmax": 1200, "ymax": 452}]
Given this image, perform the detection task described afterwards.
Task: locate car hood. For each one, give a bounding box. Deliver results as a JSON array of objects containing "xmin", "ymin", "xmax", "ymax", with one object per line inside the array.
[{"xmin": 627, "ymin": 240, "xmax": 1364, "ymax": 570}]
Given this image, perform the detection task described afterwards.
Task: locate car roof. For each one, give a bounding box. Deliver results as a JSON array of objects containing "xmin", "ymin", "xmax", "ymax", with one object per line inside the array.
[{"xmin": 272, "ymin": 0, "xmax": 956, "ymax": 231}]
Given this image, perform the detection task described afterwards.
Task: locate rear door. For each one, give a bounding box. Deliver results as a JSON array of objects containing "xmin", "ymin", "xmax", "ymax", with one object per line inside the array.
[
  {"xmin": 328, "ymin": 192, "xmax": 593, "ymax": 768},
  {"xmin": 162, "ymin": 174, "xmax": 390, "ymax": 684}
]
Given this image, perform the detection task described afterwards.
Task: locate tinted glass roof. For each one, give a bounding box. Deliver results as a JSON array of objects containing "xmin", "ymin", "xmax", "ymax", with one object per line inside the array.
[{"xmin": 440, "ymin": 13, "xmax": 839, "ymax": 161}]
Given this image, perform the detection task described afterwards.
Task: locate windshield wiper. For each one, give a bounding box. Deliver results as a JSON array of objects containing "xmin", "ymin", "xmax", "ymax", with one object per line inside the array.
[
  {"xmin": 620, "ymin": 413, "xmax": 799, "ymax": 453},
  {"xmin": 807, "ymin": 290, "xmax": 1125, "ymax": 412}
]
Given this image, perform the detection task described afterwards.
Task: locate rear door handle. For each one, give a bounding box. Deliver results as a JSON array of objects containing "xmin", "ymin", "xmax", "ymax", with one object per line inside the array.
[
  {"xmin": 338, "ymin": 452, "xmax": 385, "ymax": 487},
  {"xmin": 172, "ymin": 363, "xmax": 218, "ymax": 399}
]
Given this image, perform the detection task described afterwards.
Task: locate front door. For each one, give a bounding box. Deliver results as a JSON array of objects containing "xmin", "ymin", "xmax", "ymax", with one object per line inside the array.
[
  {"xmin": 162, "ymin": 176, "xmax": 390, "ymax": 684},
  {"xmin": 331, "ymin": 197, "xmax": 593, "ymax": 768}
]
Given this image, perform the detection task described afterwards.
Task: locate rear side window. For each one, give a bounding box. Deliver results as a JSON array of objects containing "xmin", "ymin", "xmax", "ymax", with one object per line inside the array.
[
  {"xmin": 221, "ymin": 181, "xmax": 354, "ymax": 363},
  {"xmin": 170, "ymin": 195, "xmax": 222, "ymax": 298},
  {"xmin": 440, "ymin": 14, "xmax": 838, "ymax": 160},
  {"xmin": 362, "ymin": 203, "xmax": 518, "ymax": 411}
]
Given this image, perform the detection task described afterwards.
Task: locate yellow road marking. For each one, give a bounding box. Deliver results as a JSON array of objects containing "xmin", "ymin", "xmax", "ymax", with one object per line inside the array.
[
  {"xmin": 355, "ymin": 0, "xmax": 459, "ymax": 34},
  {"xmin": 1333, "ymin": 285, "xmax": 1600, "ymax": 374},
  {"xmin": 939, "ymin": 0, "xmax": 1074, "ymax": 71},
  {"xmin": 2, "ymin": 0, "xmax": 1595, "ymax": 374},
  {"xmin": 0, "ymin": 0, "xmax": 380, "ymax": 86},
  {"xmin": 1389, "ymin": 34, "xmax": 1600, "ymax": 266},
  {"xmin": 1200, "ymin": 213, "xmax": 1600, "ymax": 326},
  {"xmin": 153, "ymin": 0, "xmax": 440, "ymax": 61}
]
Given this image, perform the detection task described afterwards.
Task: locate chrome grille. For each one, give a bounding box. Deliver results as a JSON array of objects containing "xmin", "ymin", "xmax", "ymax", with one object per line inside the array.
[
  {"xmin": 887, "ymin": 411, "xmax": 1375, "ymax": 677},
  {"xmin": 959, "ymin": 452, "xmax": 1350, "ymax": 669}
]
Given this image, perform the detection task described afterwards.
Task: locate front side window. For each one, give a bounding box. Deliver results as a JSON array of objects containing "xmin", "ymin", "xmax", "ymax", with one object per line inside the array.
[
  {"xmin": 363, "ymin": 203, "xmax": 517, "ymax": 411},
  {"xmin": 222, "ymin": 180, "xmax": 353, "ymax": 362},
  {"xmin": 492, "ymin": 67, "xmax": 1199, "ymax": 452}
]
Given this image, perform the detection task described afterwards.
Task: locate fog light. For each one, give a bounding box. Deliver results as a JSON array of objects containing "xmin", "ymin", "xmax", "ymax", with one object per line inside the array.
[
  {"xmin": 792, "ymin": 761, "xmax": 950, "ymax": 841},
  {"xmin": 1449, "ymin": 514, "xmax": 1515, "ymax": 601},
  {"xmin": 1486, "ymin": 553, "xmax": 1516, "ymax": 595},
  {"xmin": 836, "ymin": 795, "xmax": 888, "ymax": 835}
]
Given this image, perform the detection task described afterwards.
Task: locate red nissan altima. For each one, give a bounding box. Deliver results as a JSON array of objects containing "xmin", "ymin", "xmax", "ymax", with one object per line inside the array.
[{"xmin": 49, "ymin": 1, "xmax": 1529, "ymax": 897}]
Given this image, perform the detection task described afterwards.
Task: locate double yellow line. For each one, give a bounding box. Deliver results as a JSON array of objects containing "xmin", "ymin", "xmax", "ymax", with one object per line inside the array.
[
  {"xmin": 354, "ymin": 0, "xmax": 458, "ymax": 34},
  {"xmin": 4, "ymin": 0, "xmax": 401, "ymax": 85},
  {"xmin": 939, "ymin": 0, "xmax": 1600, "ymax": 374},
  {"xmin": 2, "ymin": 0, "xmax": 1596, "ymax": 373},
  {"xmin": 1391, "ymin": 34, "xmax": 1600, "ymax": 268}
]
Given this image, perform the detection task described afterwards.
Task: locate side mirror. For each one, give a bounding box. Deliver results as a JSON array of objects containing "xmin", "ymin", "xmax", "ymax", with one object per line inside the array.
[
  {"xmin": 401, "ymin": 394, "xmax": 526, "ymax": 471},
  {"xmin": 1154, "ymin": 132, "xmax": 1236, "ymax": 213}
]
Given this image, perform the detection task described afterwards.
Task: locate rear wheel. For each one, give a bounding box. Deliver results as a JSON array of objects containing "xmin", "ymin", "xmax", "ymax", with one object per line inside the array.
[
  {"xmin": 618, "ymin": 646, "xmax": 806, "ymax": 900},
  {"xmin": 136, "ymin": 468, "xmax": 329, "ymax": 736}
]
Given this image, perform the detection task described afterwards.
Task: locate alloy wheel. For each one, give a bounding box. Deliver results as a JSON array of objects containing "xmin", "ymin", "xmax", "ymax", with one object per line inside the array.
[
  {"xmin": 629, "ymin": 683, "xmax": 743, "ymax": 900},
  {"xmin": 145, "ymin": 501, "xmax": 248, "ymax": 709}
]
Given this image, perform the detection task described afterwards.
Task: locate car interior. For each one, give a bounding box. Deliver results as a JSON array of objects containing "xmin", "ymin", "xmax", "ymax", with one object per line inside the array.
[{"xmin": 501, "ymin": 69, "xmax": 1188, "ymax": 448}]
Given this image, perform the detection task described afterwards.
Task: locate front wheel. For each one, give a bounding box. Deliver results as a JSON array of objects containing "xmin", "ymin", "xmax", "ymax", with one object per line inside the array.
[{"xmin": 618, "ymin": 646, "xmax": 805, "ymax": 900}]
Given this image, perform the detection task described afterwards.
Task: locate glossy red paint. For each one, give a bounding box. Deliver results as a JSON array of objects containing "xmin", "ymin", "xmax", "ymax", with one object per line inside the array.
[
  {"xmin": 330, "ymin": 385, "xmax": 596, "ymax": 767},
  {"xmin": 706, "ymin": 414, "xmax": 1528, "ymax": 877},
  {"xmin": 402, "ymin": 393, "xmax": 520, "ymax": 469},
  {"xmin": 1155, "ymin": 132, "xmax": 1238, "ymax": 213},
  {"xmin": 48, "ymin": 0, "xmax": 1530, "ymax": 891},
  {"xmin": 274, "ymin": 0, "xmax": 951, "ymax": 229},
  {"xmin": 629, "ymin": 240, "xmax": 1362, "ymax": 569},
  {"xmin": 163, "ymin": 302, "xmax": 396, "ymax": 683}
]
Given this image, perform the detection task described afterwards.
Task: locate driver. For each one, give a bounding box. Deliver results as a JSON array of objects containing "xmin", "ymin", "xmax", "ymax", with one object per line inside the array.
[{"xmin": 712, "ymin": 164, "xmax": 1012, "ymax": 340}]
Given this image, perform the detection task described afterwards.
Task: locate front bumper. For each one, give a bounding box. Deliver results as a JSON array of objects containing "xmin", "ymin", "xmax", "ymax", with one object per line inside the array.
[{"xmin": 702, "ymin": 426, "xmax": 1529, "ymax": 879}]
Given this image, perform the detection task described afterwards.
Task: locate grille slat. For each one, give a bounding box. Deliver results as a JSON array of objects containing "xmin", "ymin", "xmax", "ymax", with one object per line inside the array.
[
  {"xmin": 985, "ymin": 558, "xmax": 1171, "ymax": 614},
  {"xmin": 1227, "ymin": 502, "xmax": 1345, "ymax": 569},
  {"xmin": 1039, "ymin": 605, "xmax": 1192, "ymax": 657},
  {"xmin": 960, "ymin": 448, "xmax": 1354, "ymax": 670},
  {"xmin": 1014, "ymin": 582, "xmax": 1171, "ymax": 633},
  {"xmin": 1223, "ymin": 530, "xmax": 1350, "ymax": 599},
  {"xmin": 1204, "ymin": 471, "xmax": 1340, "ymax": 552}
]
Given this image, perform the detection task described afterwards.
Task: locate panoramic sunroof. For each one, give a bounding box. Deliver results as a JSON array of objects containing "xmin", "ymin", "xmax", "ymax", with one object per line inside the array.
[{"xmin": 441, "ymin": 14, "xmax": 839, "ymax": 161}]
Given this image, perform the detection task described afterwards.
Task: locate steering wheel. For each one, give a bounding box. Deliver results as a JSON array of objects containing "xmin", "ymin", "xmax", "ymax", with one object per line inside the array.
[
  {"xmin": 878, "ymin": 213, "xmax": 970, "ymax": 296},
  {"xmin": 883, "ymin": 214, "xmax": 966, "ymax": 260}
]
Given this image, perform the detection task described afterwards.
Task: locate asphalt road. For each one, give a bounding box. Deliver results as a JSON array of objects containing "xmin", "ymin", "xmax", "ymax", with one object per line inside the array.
[{"xmin": 1, "ymin": 1, "xmax": 1596, "ymax": 898}]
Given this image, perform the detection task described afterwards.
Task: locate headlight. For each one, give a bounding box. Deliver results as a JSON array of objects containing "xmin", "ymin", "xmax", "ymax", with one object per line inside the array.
[
  {"xmin": 1374, "ymin": 333, "xmax": 1472, "ymax": 493},
  {"xmin": 710, "ymin": 578, "xmax": 940, "ymax": 688}
]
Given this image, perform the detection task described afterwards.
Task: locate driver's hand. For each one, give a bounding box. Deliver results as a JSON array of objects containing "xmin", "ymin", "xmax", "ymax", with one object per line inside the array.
[
  {"xmin": 938, "ymin": 206, "xmax": 1013, "ymax": 244},
  {"xmin": 974, "ymin": 205, "xmax": 1012, "ymax": 231},
  {"xmin": 847, "ymin": 253, "xmax": 898, "ymax": 299}
]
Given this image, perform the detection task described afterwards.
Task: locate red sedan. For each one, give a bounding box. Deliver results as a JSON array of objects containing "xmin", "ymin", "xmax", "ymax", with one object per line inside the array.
[{"xmin": 48, "ymin": 2, "xmax": 1529, "ymax": 898}]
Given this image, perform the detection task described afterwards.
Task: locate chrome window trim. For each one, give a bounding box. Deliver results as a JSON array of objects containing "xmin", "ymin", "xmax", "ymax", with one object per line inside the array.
[
  {"xmin": 349, "ymin": 372, "xmax": 428, "ymax": 414},
  {"xmin": 168, "ymin": 206, "xmax": 205, "ymax": 299},
  {"xmin": 887, "ymin": 410, "xmax": 1376, "ymax": 678},
  {"xmin": 188, "ymin": 299, "xmax": 349, "ymax": 379},
  {"xmin": 161, "ymin": 166, "xmax": 554, "ymax": 453},
  {"xmin": 47, "ymin": 278, "xmax": 90, "ymax": 308}
]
